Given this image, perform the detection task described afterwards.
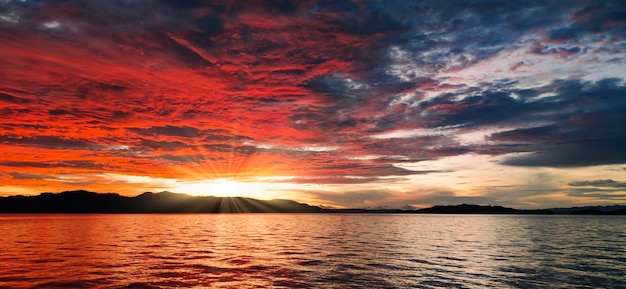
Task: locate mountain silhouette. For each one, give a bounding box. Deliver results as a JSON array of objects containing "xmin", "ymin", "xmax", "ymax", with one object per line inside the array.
[
  {"xmin": 416, "ymin": 204, "xmax": 531, "ymax": 214},
  {"xmin": 0, "ymin": 190, "xmax": 624, "ymax": 214},
  {"xmin": 0, "ymin": 190, "xmax": 325, "ymax": 213}
]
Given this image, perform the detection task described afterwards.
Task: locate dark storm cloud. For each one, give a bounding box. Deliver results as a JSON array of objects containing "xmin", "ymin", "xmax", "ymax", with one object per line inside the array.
[
  {"xmin": 193, "ymin": 14, "xmax": 224, "ymax": 34},
  {"xmin": 352, "ymin": 1, "xmax": 566, "ymax": 75},
  {"xmin": 289, "ymin": 0, "xmax": 620, "ymax": 156},
  {"xmin": 299, "ymin": 75, "xmax": 626, "ymax": 168},
  {"xmin": 290, "ymin": 0, "xmax": 572, "ymax": 106},
  {"xmin": 166, "ymin": 35, "xmax": 215, "ymax": 68},
  {"xmin": 501, "ymin": 139, "xmax": 626, "ymax": 167},
  {"xmin": 264, "ymin": 0, "xmax": 300, "ymax": 13},
  {"xmin": 548, "ymin": 27, "xmax": 580, "ymax": 41},
  {"xmin": 157, "ymin": 0, "xmax": 205, "ymax": 11},
  {"xmin": 477, "ymin": 79, "xmax": 626, "ymax": 167},
  {"xmin": 411, "ymin": 77, "xmax": 626, "ymax": 166},
  {"xmin": 547, "ymin": 2, "xmax": 626, "ymax": 41},
  {"xmin": 304, "ymin": 73, "xmax": 362, "ymax": 100},
  {"xmin": 334, "ymin": 8, "xmax": 409, "ymax": 36},
  {"xmin": 419, "ymin": 89, "xmax": 532, "ymax": 128}
]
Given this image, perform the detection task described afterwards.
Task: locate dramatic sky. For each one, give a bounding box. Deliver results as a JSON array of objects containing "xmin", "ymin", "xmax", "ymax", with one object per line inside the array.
[{"xmin": 1, "ymin": 0, "xmax": 625, "ymax": 208}]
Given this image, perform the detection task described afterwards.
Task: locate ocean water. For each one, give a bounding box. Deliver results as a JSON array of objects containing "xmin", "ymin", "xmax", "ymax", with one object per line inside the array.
[{"xmin": 0, "ymin": 214, "xmax": 624, "ymax": 289}]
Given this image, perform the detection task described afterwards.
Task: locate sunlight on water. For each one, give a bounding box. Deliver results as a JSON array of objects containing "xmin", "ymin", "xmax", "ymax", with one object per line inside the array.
[{"xmin": 0, "ymin": 214, "xmax": 624, "ymax": 288}]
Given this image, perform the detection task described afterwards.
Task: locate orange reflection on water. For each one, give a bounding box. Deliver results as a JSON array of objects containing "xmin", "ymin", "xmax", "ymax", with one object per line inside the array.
[{"xmin": 1, "ymin": 214, "xmax": 625, "ymax": 288}]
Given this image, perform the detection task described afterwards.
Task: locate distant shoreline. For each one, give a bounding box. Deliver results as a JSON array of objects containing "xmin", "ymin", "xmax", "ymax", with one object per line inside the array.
[{"xmin": 1, "ymin": 190, "xmax": 625, "ymax": 215}]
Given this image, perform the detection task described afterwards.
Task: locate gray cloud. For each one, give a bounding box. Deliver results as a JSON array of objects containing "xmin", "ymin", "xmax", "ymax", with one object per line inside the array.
[
  {"xmin": 0, "ymin": 92, "xmax": 31, "ymax": 104},
  {"xmin": 565, "ymin": 188, "xmax": 626, "ymax": 200},
  {"xmin": 488, "ymin": 125, "xmax": 561, "ymax": 142},
  {"xmin": 569, "ymin": 179, "xmax": 626, "ymax": 188},
  {"xmin": 6, "ymin": 171, "xmax": 51, "ymax": 180},
  {"xmin": 0, "ymin": 161, "xmax": 103, "ymax": 169},
  {"xmin": 501, "ymin": 139, "xmax": 626, "ymax": 167},
  {"xmin": 157, "ymin": 154, "xmax": 214, "ymax": 163},
  {"xmin": 139, "ymin": 139, "xmax": 189, "ymax": 151},
  {"xmin": 129, "ymin": 125, "xmax": 201, "ymax": 138},
  {"xmin": 203, "ymin": 144, "xmax": 258, "ymax": 156},
  {"xmin": 454, "ymin": 79, "xmax": 626, "ymax": 167},
  {"xmin": 0, "ymin": 135, "xmax": 93, "ymax": 149}
]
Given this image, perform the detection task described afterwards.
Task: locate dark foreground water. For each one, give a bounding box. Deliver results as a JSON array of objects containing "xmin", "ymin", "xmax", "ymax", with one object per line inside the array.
[{"xmin": 0, "ymin": 214, "xmax": 624, "ymax": 289}]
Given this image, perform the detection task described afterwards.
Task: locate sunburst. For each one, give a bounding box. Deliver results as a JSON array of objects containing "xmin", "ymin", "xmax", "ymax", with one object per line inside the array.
[{"xmin": 173, "ymin": 178, "xmax": 273, "ymax": 198}]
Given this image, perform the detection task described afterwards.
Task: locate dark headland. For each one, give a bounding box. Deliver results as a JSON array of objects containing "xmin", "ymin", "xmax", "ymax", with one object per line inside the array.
[{"xmin": 1, "ymin": 190, "xmax": 625, "ymax": 214}]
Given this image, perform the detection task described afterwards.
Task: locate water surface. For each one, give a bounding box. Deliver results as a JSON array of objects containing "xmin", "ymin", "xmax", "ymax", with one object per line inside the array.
[{"xmin": 0, "ymin": 214, "xmax": 624, "ymax": 288}]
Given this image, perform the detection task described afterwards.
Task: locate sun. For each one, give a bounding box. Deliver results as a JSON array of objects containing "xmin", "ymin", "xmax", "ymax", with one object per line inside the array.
[{"xmin": 173, "ymin": 178, "xmax": 275, "ymax": 199}]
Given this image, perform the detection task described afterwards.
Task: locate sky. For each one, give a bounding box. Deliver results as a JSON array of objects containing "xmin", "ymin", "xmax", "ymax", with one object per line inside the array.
[{"xmin": 1, "ymin": 0, "xmax": 625, "ymax": 209}]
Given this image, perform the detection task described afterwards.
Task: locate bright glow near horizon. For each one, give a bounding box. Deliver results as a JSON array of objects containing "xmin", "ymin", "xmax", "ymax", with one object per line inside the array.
[{"xmin": 174, "ymin": 179, "xmax": 271, "ymax": 198}]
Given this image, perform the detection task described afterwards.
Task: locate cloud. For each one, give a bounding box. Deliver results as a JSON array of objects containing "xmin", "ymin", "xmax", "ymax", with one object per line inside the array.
[
  {"xmin": 0, "ymin": 161, "xmax": 104, "ymax": 169},
  {"xmin": 501, "ymin": 139, "xmax": 626, "ymax": 167},
  {"xmin": 203, "ymin": 144, "xmax": 258, "ymax": 156},
  {"xmin": 0, "ymin": 135, "xmax": 93, "ymax": 149},
  {"xmin": 0, "ymin": 92, "xmax": 31, "ymax": 104},
  {"xmin": 139, "ymin": 139, "xmax": 189, "ymax": 151},
  {"xmin": 444, "ymin": 78, "xmax": 626, "ymax": 167},
  {"xmin": 5, "ymin": 171, "xmax": 52, "ymax": 181},
  {"xmin": 128, "ymin": 125, "xmax": 201, "ymax": 138},
  {"xmin": 568, "ymin": 179, "xmax": 626, "ymax": 188},
  {"xmin": 157, "ymin": 154, "xmax": 213, "ymax": 164},
  {"xmin": 565, "ymin": 187, "xmax": 626, "ymax": 200},
  {"xmin": 288, "ymin": 176, "xmax": 407, "ymax": 185},
  {"xmin": 488, "ymin": 125, "xmax": 560, "ymax": 142}
]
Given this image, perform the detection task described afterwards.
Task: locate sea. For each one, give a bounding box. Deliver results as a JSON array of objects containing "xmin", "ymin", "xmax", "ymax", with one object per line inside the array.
[{"xmin": 0, "ymin": 214, "xmax": 624, "ymax": 289}]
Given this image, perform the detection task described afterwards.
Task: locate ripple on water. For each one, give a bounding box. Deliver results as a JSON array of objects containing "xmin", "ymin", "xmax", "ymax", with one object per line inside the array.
[
  {"xmin": 31, "ymin": 279, "xmax": 111, "ymax": 289},
  {"xmin": 118, "ymin": 282, "xmax": 161, "ymax": 289},
  {"xmin": 296, "ymin": 259, "xmax": 325, "ymax": 267},
  {"xmin": 0, "ymin": 214, "xmax": 624, "ymax": 289},
  {"xmin": 30, "ymin": 258, "xmax": 65, "ymax": 264}
]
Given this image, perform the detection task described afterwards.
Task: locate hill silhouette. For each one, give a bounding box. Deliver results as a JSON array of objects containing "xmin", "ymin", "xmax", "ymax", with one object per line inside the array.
[
  {"xmin": 0, "ymin": 190, "xmax": 624, "ymax": 214},
  {"xmin": 0, "ymin": 190, "xmax": 325, "ymax": 213},
  {"xmin": 414, "ymin": 204, "xmax": 547, "ymax": 214}
]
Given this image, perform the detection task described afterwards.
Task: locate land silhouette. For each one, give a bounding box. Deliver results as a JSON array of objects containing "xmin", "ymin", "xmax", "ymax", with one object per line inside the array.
[{"xmin": 0, "ymin": 190, "xmax": 625, "ymax": 214}]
